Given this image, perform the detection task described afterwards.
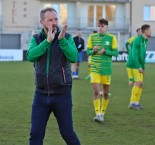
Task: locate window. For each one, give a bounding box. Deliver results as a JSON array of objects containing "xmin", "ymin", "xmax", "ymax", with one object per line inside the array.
[
  {"xmin": 96, "ymin": 6, "xmax": 103, "ymax": 23},
  {"xmin": 87, "ymin": 4, "xmax": 116, "ymax": 27},
  {"xmin": 88, "ymin": 5, "xmax": 94, "ymax": 27},
  {"xmin": 59, "ymin": 4, "xmax": 67, "ymax": 26},
  {"xmin": 88, "ymin": 5, "xmax": 103, "ymax": 27},
  {"xmin": 106, "ymin": 5, "xmax": 116, "ymax": 21},
  {"xmin": 144, "ymin": 6, "xmax": 155, "ymax": 21},
  {"xmin": 43, "ymin": 3, "xmax": 68, "ymax": 26}
]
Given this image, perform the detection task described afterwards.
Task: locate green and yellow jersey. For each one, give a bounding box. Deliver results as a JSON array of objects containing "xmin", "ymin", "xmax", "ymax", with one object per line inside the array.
[
  {"xmin": 87, "ymin": 33, "xmax": 118, "ymax": 75},
  {"xmin": 126, "ymin": 35, "xmax": 148, "ymax": 70}
]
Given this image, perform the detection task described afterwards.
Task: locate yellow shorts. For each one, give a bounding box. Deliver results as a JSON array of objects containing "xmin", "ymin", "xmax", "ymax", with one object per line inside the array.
[
  {"xmin": 132, "ymin": 69, "xmax": 143, "ymax": 82},
  {"xmin": 127, "ymin": 68, "xmax": 134, "ymax": 81},
  {"xmin": 91, "ymin": 72, "xmax": 111, "ymax": 85}
]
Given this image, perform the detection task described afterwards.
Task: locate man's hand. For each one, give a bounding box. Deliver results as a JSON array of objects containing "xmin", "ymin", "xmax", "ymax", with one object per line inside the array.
[
  {"xmin": 58, "ymin": 25, "xmax": 67, "ymax": 40},
  {"xmin": 97, "ymin": 48, "xmax": 106, "ymax": 55},
  {"xmin": 138, "ymin": 68, "xmax": 144, "ymax": 74},
  {"xmin": 47, "ymin": 27, "xmax": 57, "ymax": 43},
  {"xmin": 93, "ymin": 45, "xmax": 98, "ymax": 53}
]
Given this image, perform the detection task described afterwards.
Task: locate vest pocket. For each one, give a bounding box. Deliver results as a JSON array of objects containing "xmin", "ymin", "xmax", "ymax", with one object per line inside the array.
[{"xmin": 35, "ymin": 74, "xmax": 47, "ymax": 89}]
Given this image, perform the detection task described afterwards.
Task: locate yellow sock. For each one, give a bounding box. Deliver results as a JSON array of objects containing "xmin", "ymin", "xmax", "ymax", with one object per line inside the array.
[
  {"xmin": 130, "ymin": 85, "xmax": 139, "ymax": 103},
  {"xmin": 135, "ymin": 87, "xmax": 142, "ymax": 103},
  {"xmin": 101, "ymin": 98, "xmax": 109, "ymax": 115},
  {"xmin": 93, "ymin": 99, "xmax": 101, "ymax": 115}
]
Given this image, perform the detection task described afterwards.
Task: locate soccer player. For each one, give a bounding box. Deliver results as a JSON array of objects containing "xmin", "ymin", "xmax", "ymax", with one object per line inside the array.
[
  {"xmin": 72, "ymin": 30, "xmax": 85, "ymax": 79},
  {"xmin": 87, "ymin": 18, "xmax": 118, "ymax": 123},
  {"xmin": 125, "ymin": 28, "xmax": 141, "ymax": 86},
  {"xmin": 126, "ymin": 24, "xmax": 151, "ymax": 110}
]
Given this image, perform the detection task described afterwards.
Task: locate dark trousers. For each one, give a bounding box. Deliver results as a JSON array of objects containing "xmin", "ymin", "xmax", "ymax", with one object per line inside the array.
[{"xmin": 29, "ymin": 91, "xmax": 80, "ymax": 145}]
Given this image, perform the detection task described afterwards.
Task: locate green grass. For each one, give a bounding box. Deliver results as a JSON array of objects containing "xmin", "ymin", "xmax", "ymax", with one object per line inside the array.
[{"xmin": 0, "ymin": 61, "xmax": 155, "ymax": 145}]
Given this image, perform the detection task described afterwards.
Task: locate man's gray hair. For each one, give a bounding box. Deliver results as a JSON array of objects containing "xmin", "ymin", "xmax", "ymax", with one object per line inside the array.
[{"xmin": 40, "ymin": 7, "xmax": 57, "ymax": 20}]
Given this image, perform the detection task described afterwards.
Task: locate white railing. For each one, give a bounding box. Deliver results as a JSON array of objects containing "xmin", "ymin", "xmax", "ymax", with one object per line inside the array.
[{"xmin": 34, "ymin": 16, "xmax": 130, "ymax": 32}]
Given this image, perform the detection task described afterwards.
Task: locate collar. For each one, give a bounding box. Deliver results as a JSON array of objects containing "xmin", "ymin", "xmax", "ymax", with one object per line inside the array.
[
  {"xmin": 98, "ymin": 32, "xmax": 107, "ymax": 37},
  {"xmin": 140, "ymin": 34, "xmax": 148, "ymax": 42}
]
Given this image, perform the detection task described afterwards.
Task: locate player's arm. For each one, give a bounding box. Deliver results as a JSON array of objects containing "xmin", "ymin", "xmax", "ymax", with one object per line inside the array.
[
  {"xmin": 104, "ymin": 35, "xmax": 118, "ymax": 57},
  {"xmin": 132, "ymin": 39, "xmax": 141, "ymax": 69},
  {"xmin": 87, "ymin": 35, "xmax": 95, "ymax": 56},
  {"xmin": 125, "ymin": 42, "xmax": 129, "ymax": 52},
  {"xmin": 125, "ymin": 37, "xmax": 135, "ymax": 53}
]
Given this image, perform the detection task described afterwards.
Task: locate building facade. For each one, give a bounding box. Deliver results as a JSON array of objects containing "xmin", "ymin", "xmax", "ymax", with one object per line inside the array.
[
  {"xmin": 0, "ymin": 0, "xmax": 2, "ymax": 32},
  {"xmin": 0, "ymin": 0, "xmax": 155, "ymax": 51},
  {"xmin": 131, "ymin": 0, "xmax": 155, "ymax": 36}
]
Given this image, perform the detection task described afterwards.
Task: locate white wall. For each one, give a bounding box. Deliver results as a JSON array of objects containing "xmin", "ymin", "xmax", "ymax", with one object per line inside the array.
[
  {"xmin": 115, "ymin": 4, "xmax": 126, "ymax": 29},
  {"xmin": 0, "ymin": 0, "xmax": 2, "ymax": 15},
  {"xmin": 132, "ymin": 0, "xmax": 155, "ymax": 36},
  {"xmin": 2, "ymin": 0, "xmax": 40, "ymax": 32},
  {"xmin": 67, "ymin": 2, "xmax": 88, "ymax": 29},
  {"xmin": 79, "ymin": 3, "xmax": 88, "ymax": 29},
  {"xmin": 0, "ymin": 0, "xmax": 2, "ymax": 32},
  {"xmin": 67, "ymin": 2, "xmax": 76, "ymax": 28}
]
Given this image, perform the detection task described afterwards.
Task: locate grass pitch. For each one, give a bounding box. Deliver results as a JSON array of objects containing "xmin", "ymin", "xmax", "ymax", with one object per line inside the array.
[{"xmin": 0, "ymin": 61, "xmax": 155, "ymax": 145}]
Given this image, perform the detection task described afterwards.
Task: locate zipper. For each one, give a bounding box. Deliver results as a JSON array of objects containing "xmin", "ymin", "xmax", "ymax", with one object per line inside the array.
[
  {"xmin": 47, "ymin": 75, "xmax": 50, "ymax": 96},
  {"xmin": 62, "ymin": 67, "xmax": 66, "ymax": 83},
  {"xmin": 46, "ymin": 47, "xmax": 51, "ymax": 96}
]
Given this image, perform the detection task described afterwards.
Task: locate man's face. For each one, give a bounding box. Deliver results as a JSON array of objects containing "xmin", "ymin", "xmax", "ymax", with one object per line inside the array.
[
  {"xmin": 40, "ymin": 11, "xmax": 58, "ymax": 32},
  {"xmin": 97, "ymin": 24, "xmax": 108, "ymax": 34},
  {"xmin": 144, "ymin": 27, "xmax": 152, "ymax": 38},
  {"xmin": 77, "ymin": 31, "xmax": 82, "ymax": 37}
]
